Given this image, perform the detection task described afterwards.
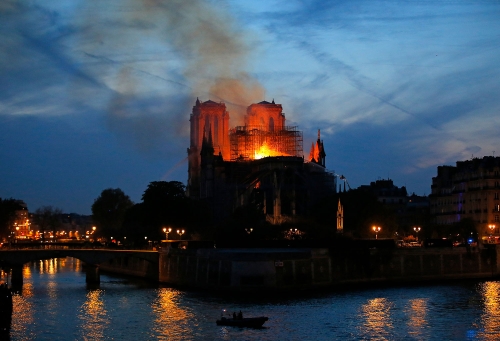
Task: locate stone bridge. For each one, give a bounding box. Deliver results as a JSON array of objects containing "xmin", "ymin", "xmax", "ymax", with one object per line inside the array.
[{"xmin": 0, "ymin": 249, "xmax": 159, "ymax": 286}]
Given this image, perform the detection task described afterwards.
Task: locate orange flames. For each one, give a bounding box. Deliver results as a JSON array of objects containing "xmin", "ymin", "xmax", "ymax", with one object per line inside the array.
[{"xmin": 254, "ymin": 141, "xmax": 289, "ymax": 159}]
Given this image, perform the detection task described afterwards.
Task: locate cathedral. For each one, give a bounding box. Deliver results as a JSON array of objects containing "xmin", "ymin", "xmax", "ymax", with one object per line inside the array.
[{"xmin": 187, "ymin": 98, "xmax": 335, "ymax": 224}]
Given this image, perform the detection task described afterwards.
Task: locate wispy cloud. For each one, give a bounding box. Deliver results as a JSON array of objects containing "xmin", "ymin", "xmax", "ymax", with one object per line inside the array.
[{"xmin": 1, "ymin": 0, "xmax": 499, "ymax": 212}]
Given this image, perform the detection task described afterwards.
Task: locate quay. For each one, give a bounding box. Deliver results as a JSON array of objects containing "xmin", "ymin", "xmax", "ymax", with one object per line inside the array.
[
  {"xmin": 102, "ymin": 240, "xmax": 500, "ymax": 291},
  {"xmin": 1, "ymin": 241, "xmax": 499, "ymax": 291}
]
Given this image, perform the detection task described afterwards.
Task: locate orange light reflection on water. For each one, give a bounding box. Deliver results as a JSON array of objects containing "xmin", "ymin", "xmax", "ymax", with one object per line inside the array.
[
  {"xmin": 78, "ymin": 290, "xmax": 108, "ymax": 340},
  {"xmin": 405, "ymin": 298, "xmax": 428, "ymax": 338},
  {"xmin": 477, "ymin": 281, "xmax": 500, "ymax": 339},
  {"xmin": 151, "ymin": 288, "xmax": 194, "ymax": 339},
  {"xmin": 38, "ymin": 259, "xmax": 58, "ymax": 275},
  {"xmin": 11, "ymin": 289, "xmax": 35, "ymax": 338},
  {"xmin": 359, "ymin": 298, "xmax": 394, "ymax": 339}
]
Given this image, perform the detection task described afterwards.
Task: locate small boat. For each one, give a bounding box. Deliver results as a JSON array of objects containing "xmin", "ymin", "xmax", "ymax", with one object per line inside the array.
[{"xmin": 216, "ymin": 310, "xmax": 268, "ymax": 328}]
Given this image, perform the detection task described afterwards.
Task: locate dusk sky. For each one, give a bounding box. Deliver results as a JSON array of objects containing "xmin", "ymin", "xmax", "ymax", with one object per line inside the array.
[{"xmin": 1, "ymin": 0, "xmax": 499, "ymax": 215}]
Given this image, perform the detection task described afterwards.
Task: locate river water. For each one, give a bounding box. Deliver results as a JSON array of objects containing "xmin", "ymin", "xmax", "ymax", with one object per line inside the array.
[{"xmin": 3, "ymin": 257, "xmax": 500, "ymax": 340}]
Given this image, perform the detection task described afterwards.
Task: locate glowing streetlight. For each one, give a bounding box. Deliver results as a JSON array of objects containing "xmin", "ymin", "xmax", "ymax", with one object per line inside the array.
[
  {"xmin": 163, "ymin": 227, "xmax": 172, "ymax": 240},
  {"xmin": 372, "ymin": 226, "xmax": 381, "ymax": 239},
  {"xmin": 177, "ymin": 229, "xmax": 185, "ymax": 239},
  {"xmin": 413, "ymin": 226, "xmax": 421, "ymax": 241},
  {"xmin": 489, "ymin": 224, "xmax": 496, "ymax": 237}
]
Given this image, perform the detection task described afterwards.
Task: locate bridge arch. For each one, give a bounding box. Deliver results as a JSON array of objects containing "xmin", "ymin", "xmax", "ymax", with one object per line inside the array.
[{"xmin": 0, "ymin": 249, "xmax": 159, "ymax": 286}]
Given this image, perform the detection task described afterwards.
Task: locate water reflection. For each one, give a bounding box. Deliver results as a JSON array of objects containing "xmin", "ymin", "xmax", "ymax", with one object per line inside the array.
[
  {"xmin": 78, "ymin": 290, "xmax": 108, "ymax": 340},
  {"xmin": 405, "ymin": 298, "xmax": 428, "ymax": 338},
  {"xmin": 358, "ymin": 297, "xmax": 394, "ymax": 340},
  {"xmin": 39, "ymin": 259, "xmax": 58, "ymax": 275},
  {"xmin": 151, "ymin": 288, "xmax": 194, "ymax": 340},
  {"xmin": 11, "ymin": 291, "xmax": 34, "ymax": 340},
  {"xmin": 477, "ymin": 281, "xmax": 500, "ymax": 340},
  {"xmin": 8, "ymin": 257, "xmax": 500, "ymax": 341}
]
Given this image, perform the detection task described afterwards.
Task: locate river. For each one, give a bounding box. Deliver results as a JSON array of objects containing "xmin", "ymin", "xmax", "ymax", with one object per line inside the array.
[{"xmin": 2, "ymin": 257, "xmax": 500, "ymax": 340}]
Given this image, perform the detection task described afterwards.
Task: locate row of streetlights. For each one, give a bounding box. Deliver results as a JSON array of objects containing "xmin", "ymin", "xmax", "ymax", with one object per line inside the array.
[
  {"xmin": 372, "ymin": 226, "xmax": 422, "ymax": 240},
  {"xmin": 162, "ymin": 227, "xmax": 185, "ymax": 240}
]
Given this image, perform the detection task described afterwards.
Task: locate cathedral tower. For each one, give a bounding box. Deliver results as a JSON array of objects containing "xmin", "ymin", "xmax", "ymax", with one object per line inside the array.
[{"xmin": 187, "ymin": 99, "xmax": 230, "ymax": 198}]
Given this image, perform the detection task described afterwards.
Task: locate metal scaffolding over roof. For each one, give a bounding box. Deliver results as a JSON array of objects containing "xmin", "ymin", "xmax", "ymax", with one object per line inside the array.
[{"xmin": 229, "ymin": 125, "xmax": 303, "ymax": 161}]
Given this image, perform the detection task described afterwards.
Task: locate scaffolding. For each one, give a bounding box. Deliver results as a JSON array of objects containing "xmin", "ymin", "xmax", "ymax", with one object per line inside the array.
[{"xmin": 229, "ymin": 125, "xmax": 303, "ymax": 161}]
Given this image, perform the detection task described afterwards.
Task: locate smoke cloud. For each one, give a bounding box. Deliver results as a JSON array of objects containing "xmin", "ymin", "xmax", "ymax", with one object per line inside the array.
[
  {"xmin": 106, "ymin": 0, "xmax": 266, "ymax": 136},
  {"xmin": 1, "ymin": 0, "xmax": 266, "ymax": 152}
]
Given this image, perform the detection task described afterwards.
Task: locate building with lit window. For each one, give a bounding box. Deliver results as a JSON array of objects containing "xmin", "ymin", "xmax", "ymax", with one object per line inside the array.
[
  {"xmin": 430, "ymin": 156, "xmax": 500, "ymax": 242},
  {"xmin": 12, "ymin": 200, "xmax": 31, "ymax": 239}
]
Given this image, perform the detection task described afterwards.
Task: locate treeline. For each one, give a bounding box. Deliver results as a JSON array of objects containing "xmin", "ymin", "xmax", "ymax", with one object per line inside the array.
[
  {"xmin": 0, "ymin": 198, "xmax": 65, "ymax": 241},
  {"xmin": 0, "ymin": 198, "xmax": 25, "ymax": 239},
  {"xmin": 2, "ymin": 182, "xmax": 478, "ymax": 246},
  {"xmin": 91, "ymin": 181, "xmax": 212, "ymax": 245}
]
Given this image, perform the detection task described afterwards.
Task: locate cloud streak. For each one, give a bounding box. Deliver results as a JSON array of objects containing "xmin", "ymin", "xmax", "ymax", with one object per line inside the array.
[{"xmin": 1, "ymin": 0, "xmax": 500, "ymax": 213}]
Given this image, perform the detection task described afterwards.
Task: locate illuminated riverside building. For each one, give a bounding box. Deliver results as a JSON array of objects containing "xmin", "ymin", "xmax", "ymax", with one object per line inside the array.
[
  {"xmin": 430, "ymin": 156, "xmax": 500, "ymax": 242},
  {"xmin": 187, "ymin": 99, "xmax": 336, "ymax": 224},
  {"xmin": 12, "ymin": 200, "xmax": 31, "ymax": 239}
]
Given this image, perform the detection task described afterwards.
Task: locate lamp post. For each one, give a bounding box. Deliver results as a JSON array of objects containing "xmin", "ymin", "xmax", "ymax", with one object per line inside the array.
[
  {"xmin": 92, "ymin": 226, "xmax": 96, "ymax": 242},
  {"xmin": 163, "ymin": 227, "xmax": 172, "ymax": 240},
  {"xmin": 413, "ymin": 226, "xmax": 421, "ymax": 242},
  {"xmin": 372, "ymin": 226, "xmax": 381, "ymax": 239},
  {"xmin": 177, "ymin": 229, "xmax": 185, "ymax": 240},
  {"xmin": 489, "ymin": 224, "xmax": 496, "ymax": 243}
]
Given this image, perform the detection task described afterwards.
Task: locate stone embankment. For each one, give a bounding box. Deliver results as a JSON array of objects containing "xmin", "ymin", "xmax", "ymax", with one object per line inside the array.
[{"xmin": 100, "ymin": 241, "xmax": 500, "ymax": 291}]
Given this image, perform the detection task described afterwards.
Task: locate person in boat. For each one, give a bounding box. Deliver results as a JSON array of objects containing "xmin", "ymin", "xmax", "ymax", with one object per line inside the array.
[{"xmin": 238, "ymin": 311, "xmax": 243, "ymax": 319}]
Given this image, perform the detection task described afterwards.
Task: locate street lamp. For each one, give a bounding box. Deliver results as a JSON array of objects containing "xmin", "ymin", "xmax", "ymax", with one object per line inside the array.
[
  {"xmin": 177, "ymin": 229, "xmax": 185, "ymax": 239},
  {"xmin": 372, "ymin": 226, "xmax": 381, "ymax": 239},
  {"xmin": 413, "ymin": 226, "xmax": 421, "ymax": 242},
  {"xmin": 489, "ymin": 224, "xmax": 496, "ymax": 239},
  {"xmin": 163, "ymin": 227, "xmax": 172, "ymax": 240}
]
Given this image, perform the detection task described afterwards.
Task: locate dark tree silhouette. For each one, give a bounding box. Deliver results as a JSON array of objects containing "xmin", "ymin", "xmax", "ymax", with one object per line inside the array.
[
  {"xmin": 0, "ymin": 198, "xmax": 24, "ymax": 241},
  {"xmin": 142, "ymin": 181, "xmax": 185, "ymax": 203},
  {"xmin": 122, "ymin": 181, "xmax": 213, "ymax": 244},
  {"xmin": 91, "ymin": 188, "xmax": 133, "ymax": 239},
  {"xmin": 33, "ymin": 206, "xmax": 63, "ymax": 241}
]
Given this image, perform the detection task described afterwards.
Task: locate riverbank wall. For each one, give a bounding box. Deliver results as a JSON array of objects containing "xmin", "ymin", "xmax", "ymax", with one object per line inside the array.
[
  {"xmin": 100, "ymin": 242, "xmax": 500, "ymax": 291},
  {"xmin": 99, "ymin": 253, "xmax": 159, "ymax": 282},
  {"xmin": 157, "ymin": 243, "xmax": 500, "ymax": 291}
]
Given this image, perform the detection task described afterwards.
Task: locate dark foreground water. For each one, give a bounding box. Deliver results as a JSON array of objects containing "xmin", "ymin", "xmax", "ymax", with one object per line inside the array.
[{"xmin": 3, "ymin": 258, "xmax": 500, "ymax": 340}]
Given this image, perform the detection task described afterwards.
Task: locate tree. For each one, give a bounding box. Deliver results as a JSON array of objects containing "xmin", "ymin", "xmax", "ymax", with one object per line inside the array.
[
  {"xmin": 33, "ymin": 206, "xmax": 63, "ymax": 241},
  {"xmin": 121, "ymin": 181, "xmax": 214, "ymax": 243},
  {"xmin": 0, "ymin": 198, "xmax": 24, "ymax": 241},
  {"xmin": 137, "ymin": 181, "xmax": 189, "ymax": 240},
  {"xmin": 141, "ymin": 181, "xmax": 185, "ymax": 203},
  {"xmin": 91, "ymin": 188, "xmax": 133, "ymax": 239}
]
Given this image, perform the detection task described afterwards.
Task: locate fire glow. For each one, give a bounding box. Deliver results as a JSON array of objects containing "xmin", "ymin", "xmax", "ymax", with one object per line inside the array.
[{"xmin": 254, "ymin": 141, "xmax": 289, "ymax": 159}]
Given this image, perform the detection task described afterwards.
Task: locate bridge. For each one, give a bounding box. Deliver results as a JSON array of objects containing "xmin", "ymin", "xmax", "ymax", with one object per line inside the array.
[{"xmin": 0, "ymin": 249, "xmax": 159, "ymax": 287}]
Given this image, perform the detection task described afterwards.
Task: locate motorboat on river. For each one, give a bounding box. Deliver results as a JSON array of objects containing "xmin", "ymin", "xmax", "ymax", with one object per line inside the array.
[{"xmin": 216, "ymin": 310, "xmax": 268, "ymax": 328}]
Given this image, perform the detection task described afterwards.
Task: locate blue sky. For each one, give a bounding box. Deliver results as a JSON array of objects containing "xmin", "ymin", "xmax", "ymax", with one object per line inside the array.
[{"xmin": 1, "ymin": 0, "xmax": 499, "ymax": 214}]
